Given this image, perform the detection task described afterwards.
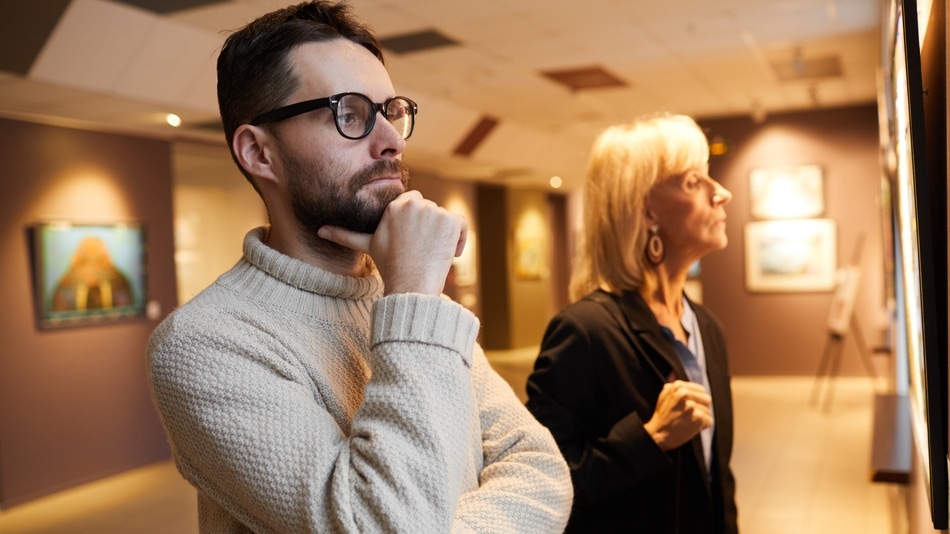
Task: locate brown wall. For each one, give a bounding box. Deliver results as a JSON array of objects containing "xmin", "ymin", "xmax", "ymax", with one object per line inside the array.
[
  {"xmin": 697, "ymin": 104, "xmax": 886, "ymax": 376},
  {"xmin": 0, "ymin": 118, "xmax": 176, "ymax": 507}
]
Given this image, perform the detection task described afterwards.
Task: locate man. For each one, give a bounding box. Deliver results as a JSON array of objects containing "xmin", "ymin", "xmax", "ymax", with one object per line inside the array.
[{"xmin": 146, "ymin": 2, "xmax": 572, "ymax": 533}]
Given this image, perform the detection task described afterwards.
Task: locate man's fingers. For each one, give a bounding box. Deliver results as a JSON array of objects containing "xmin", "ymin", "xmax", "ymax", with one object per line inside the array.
[
  {"xmin": 318, "ymin": 225, "xmax": 371, "ymax": 253},
  {"xmin": 454, "ymin": 219, "xmax": 468, "ymax": 257}
]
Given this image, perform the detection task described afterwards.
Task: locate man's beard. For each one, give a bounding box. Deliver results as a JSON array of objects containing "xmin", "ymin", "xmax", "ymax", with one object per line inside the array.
[{"xmin": 285, "ymin": 154, "xmax": 409, "ymax": 254}]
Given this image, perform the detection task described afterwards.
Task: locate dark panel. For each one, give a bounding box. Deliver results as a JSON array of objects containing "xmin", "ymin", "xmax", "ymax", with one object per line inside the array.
[
  {"xmin": 379, "ymin": 29, "xmax": 458, "ymax": 54},
  {"xmin": 870, "ymin": 394, "xmax": 911, "ymax": 484},
  {"xmin": 112, "ymin": 0, "xmax": 225, "ymax": 14},
  {"xmin": 540, "ymin": 65, "xmax": 628, "ymax": 92},
  {"xmin": 453, "ymin": 116, "xmax": 498, "ymax": 157},
  {"xmin": 0, "ymin": 0, "xmax": 71, "ymax": 75},
  {"xmin": 476, "ymin": 184, "xmax": 511, "ymax": 349}
]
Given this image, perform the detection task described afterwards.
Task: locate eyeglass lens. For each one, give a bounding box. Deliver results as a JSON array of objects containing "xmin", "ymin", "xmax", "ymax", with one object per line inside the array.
[{"xmin": 337, "ymin": 94, "xmax": 414, "ymax": 140}]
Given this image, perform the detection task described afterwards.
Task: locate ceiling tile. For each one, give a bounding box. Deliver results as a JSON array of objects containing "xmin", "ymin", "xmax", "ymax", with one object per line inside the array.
[
  {"xmin": 112, "ymin": 18, "xmax": 221, "ymax": 107},
  {"xmin": 380, "ymin": 29, "xmax": 458, "ymax": 54},
  {"xmin": 29, "ymin": 0, "xmax": 157, "ymax": 93}
]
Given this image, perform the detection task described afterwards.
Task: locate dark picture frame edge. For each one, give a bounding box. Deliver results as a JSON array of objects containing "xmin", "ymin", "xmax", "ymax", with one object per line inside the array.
[{"xmin": 886, "ymin": 0, "xmax": 949, "ymax": 528}]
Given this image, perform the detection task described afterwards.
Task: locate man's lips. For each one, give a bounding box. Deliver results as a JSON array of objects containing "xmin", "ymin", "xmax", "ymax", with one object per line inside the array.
[{"xmin": 363, "ymin": 175, "xmax": 403, "ymax": 187}]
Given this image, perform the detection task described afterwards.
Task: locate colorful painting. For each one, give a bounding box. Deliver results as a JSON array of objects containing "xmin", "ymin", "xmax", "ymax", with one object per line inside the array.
[{"xmin": 30, "ymin": 221, "xmax": 147, "ymax": 329}]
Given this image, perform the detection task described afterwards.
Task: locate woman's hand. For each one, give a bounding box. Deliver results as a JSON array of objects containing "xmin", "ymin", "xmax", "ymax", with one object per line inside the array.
[{"xmin": 643, "ymin": 380, "xmax": 712, "ymax": 451}]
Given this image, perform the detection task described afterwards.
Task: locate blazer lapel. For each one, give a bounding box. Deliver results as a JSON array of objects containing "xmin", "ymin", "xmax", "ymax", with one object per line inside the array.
[
  {"xmin": 611, "ymin": 290, "xmax": 716, "ymax": 491},
  {"xmin": 610, "ymin": 290, "xmax": 689, "ymax": 382}
]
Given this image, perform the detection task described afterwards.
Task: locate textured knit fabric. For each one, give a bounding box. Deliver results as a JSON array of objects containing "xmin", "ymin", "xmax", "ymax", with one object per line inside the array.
[{"xmin": 147, "ymin": 227, "xmax": 572, "ymax": 534}]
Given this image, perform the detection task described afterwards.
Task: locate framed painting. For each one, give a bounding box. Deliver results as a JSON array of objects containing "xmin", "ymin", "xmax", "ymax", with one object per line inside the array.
[
  {"xmin": 29, "ymin": 221, "xmax": 148, "ymax": 329},
  {"xmin": 880, "ymin": 0, "xmax": 948, "ymax": 527},
  {"xmin": 744, "ymin": 219, "xmax": 837, "ymax": 292},
  {"xmin": 749, "ymin": 164, "xmax": 824, "ymax": 220}
]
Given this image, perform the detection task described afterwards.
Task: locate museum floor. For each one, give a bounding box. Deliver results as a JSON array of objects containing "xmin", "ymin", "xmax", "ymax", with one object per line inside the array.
[{"xmin": 0, "ymin": 348, "xmax": 902, "ymax": 534}]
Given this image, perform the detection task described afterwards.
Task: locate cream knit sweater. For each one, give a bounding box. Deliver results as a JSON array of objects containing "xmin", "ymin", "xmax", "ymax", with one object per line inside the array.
[{"xmin": 147, "ymin": 228, "xmax": 572, "ymax": 533}]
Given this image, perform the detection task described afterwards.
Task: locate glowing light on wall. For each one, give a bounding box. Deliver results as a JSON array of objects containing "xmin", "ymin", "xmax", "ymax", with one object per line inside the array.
[
  {"xmin": 34, "ymin": 168, "xmax": 133, "ymax": 220},
  {"xmin": 513, "ymin": 207, "xmax": 547, "ymax": 280},
  {"xmin": 444, "ymin": 194, "xmax": 477, "ymax": 287}
]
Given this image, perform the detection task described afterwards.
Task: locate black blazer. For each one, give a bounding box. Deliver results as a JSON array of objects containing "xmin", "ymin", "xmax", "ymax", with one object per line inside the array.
[{"xmin": 526, "ymin": 289, "xmax": 738, "ymax": 533}]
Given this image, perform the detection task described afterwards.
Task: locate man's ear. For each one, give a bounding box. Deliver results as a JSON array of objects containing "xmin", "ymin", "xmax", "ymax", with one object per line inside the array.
[{"xmin": 233, "ymin": 124, "xmax": 279, "ymax": 184}]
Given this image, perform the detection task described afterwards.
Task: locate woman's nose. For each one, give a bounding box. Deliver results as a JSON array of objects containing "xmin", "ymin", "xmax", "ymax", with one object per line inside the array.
[{"xmin": 713, "ymin": 182, "xmax": 732, "ymax": 205}]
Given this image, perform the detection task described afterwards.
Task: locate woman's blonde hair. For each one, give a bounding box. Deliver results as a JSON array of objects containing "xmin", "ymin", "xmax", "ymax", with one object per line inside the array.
[{"xmin": 569, "ymin": 113, "xmax": 709, "ymax": 301}]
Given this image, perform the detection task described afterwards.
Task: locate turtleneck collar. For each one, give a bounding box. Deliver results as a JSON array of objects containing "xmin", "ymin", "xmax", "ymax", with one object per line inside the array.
[{"xmin": 225, "ymin": 227, "xmax": 384, "ymax": 304}]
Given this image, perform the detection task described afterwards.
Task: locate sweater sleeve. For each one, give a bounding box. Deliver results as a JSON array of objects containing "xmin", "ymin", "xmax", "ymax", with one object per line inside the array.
[
  {"xmin": 451, "ymin": 347, "xmax": 573, "ymax": 533},
  {"xmin": 147, "ymin": 293, "xmax": 482, "ymax": 533}
]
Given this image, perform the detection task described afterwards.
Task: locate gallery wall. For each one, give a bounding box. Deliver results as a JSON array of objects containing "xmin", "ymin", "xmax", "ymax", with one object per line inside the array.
[
  {"xmin": 0, "ymin": 117, "xmax": 177, "ymax": 507},
  {"xmin": 698, "ymin": 104, "xmax": 887, "ymax": 377},
  {"xmin": 0, "ymin": 101, "xmax": 892, "ymax": 509}
]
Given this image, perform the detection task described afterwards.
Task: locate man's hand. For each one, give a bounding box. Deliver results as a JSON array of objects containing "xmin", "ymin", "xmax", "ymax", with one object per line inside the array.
[
  {"xmin": 643, "ymin": 380, "xmax": 712, "ymax": 451},
  {"xmin": 318, "ymin": 190, "xmax": 467, "ymax": 295}
]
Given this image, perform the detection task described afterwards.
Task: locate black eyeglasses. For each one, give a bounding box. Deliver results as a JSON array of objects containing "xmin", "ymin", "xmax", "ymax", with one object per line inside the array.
[{"xmin": 250, "ymin": 92, "xmax": 418, "ymax": 140}]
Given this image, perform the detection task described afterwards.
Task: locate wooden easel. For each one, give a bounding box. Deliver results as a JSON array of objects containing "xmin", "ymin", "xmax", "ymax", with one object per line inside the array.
[{"xmin": 811, "ymin": 236, "xmax": 877, "ymax": 412}]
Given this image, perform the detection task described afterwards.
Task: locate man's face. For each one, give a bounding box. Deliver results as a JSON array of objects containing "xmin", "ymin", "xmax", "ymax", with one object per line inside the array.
[
  {"xmin": 285, "ymin": 152, "xmax": 408, "ymax": 234},
  {"xmin": 270, "ymin": 39, "xmax": 410, "ymax": 239}
]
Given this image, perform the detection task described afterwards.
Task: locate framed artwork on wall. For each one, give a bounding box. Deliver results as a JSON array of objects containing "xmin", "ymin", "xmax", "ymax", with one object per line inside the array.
[
  {"xmin": 28, "ymin": 221, "xmax": 148, "ymax": 329},
  {"xmin": 749, "ymin": 164, "xmax": 825, "ymax": 220},
  {"xmin": 513, "ymin": 210, "xmax": 547, "ymax": 280},
  {"xmin": 880, "ymin": 0, "xmax": 948, "ymax": 527},
  {"xmin": 743, "ymin": 219, "xmax": 837, "ymax": 292}
]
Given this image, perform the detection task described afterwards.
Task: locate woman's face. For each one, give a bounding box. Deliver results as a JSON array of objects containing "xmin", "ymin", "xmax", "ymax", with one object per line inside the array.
[{"xmin": 646, "ymin": 164, "xmax": 732, "ymax": 264}]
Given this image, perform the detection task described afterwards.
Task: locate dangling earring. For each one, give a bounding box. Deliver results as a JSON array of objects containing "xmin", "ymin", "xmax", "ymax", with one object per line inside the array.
[{"xmin": 646, "ymin": 224, "xmax": 665, "ymax": 265}]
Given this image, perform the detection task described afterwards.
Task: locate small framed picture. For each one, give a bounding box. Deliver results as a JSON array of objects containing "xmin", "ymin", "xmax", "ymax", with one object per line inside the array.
[
  {"xmin": 749, "ymin": 165, "xmax": 824, "ymax": 219},
  {"xmin": 29, "ymin": 221, "xmax": 148, "ymax": 329},
  {"xmin": 744, "ymin": 219, "xmax": 837, "ymax": 292}
]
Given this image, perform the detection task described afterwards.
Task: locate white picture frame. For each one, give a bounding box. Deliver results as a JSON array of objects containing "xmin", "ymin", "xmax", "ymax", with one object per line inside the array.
[{"xmin": 744, "ymin": 219, "xmax": 837, "ymax": 292}]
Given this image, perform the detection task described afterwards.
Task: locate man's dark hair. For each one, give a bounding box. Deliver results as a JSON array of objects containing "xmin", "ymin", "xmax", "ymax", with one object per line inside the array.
[{"xmin": 217, "ymin": 1, "xmax": 383, "ymax": 180}]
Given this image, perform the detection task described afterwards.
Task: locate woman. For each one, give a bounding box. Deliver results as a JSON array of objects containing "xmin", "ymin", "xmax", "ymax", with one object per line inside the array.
[{"xmin": 526, "ymin": 113, "xmax": 737, "ymax": 533}]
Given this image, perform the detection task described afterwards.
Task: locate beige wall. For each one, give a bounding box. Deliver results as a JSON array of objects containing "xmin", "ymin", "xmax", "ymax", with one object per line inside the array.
[
  {"xmin": 505, "ymin": 189, "xmax": 557, "ymax": 348},
  {"xmin": 171, "ymin": 142, "xmax": 267, "ymax": 304}
]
